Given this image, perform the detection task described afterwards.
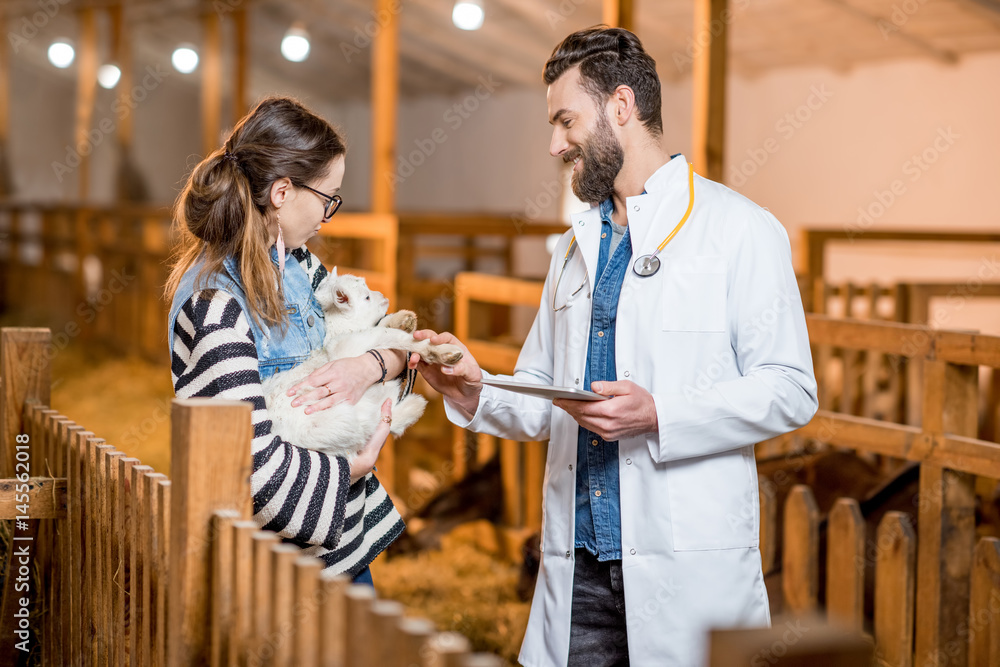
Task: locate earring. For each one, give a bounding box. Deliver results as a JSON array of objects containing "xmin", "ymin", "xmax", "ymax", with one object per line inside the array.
[{"xmin": 275, "ymin": 211, "xmax": 286, "ymax": 274}]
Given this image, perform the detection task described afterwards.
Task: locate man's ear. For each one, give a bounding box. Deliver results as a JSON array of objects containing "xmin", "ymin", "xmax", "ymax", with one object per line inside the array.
[
  {"xmin": 269, "ymin": 177, "xmax": 292, "ymax": 209},
  {"xmin": 611, "ymin": 84, "xmax": 636, "ymax": 127}
]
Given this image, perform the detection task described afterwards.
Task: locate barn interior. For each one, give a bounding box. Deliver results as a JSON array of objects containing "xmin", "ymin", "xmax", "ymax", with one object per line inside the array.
[{"xmin": 2, "ymin": 0, "xmax": 1000, "ymax": 664}]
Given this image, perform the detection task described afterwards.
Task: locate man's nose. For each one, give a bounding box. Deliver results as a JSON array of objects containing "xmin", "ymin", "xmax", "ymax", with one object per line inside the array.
[{"xmin": 550, "ymin": 129, "xmax": 569, "ymax": 158}]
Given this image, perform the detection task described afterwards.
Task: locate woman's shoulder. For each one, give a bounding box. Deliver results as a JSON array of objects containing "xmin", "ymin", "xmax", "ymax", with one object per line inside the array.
[{"xmin": 291, "ymin": 246, "xmax": 329, "ymax": 291}]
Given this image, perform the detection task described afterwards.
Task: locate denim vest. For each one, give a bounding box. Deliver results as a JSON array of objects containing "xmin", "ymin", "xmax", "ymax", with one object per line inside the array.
[{"xmin": 168, "ymin": 247, "xmax": 326, "ymax": 381}]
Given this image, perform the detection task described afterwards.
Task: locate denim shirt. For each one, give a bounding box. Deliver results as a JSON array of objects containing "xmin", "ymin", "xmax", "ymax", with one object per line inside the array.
[
  {"xmin": 168, "ymin": 246, "xmax": 327, "ymax": 380},
  {"xmin": 573, "ymin": 198, "xmax": 630, "ymax": 561}
]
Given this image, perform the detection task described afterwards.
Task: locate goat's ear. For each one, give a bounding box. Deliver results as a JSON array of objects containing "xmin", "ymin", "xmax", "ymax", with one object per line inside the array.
[
  {"xmin": 330, "ymin": 265, "xmax": 338, "ymax": 278},
  {"xmin": 335, "ymin": 290, "xmax": 350, "ymax": 305}
]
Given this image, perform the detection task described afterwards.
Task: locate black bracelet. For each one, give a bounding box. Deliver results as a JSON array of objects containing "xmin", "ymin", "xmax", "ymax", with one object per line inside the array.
[{"xmin": 367, "ymin": 349, "xmax": 388, "ymax": 385}]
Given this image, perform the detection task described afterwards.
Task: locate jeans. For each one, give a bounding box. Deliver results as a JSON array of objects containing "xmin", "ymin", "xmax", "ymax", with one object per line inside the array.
[
  {"xmin": 568, "ymin": 549, "xmax": 629, "ymax": 667},
  {"xmin": 353, "ymin": 566, "xmax": 373, "ymax": 587}
]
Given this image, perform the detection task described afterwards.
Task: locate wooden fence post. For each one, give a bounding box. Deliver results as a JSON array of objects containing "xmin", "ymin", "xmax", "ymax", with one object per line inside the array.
[
  {"xmin": 168, "ymin": 398, "xmax": 253, "ymax": 666},
  {"xmin": 874, "ymin": 512, "xmax": 916, "ymax": 667},
  {"xmin": 0, "ymin": 328, "xmax": 50, "ymax": 663},
  {"xmin": 826, "ymin": 498, "xmax": 865, "ymax": 631},
  {"xmin": 915, "ymin": 359, "xmax": 978, "ymax": 667},
  {"xmin": 969, "ymin": 537, "xmax": 1000, "ymax": 667},
  {"xmin": 783, "ymin": 485, "xmax": 819, "ymax": 615}
]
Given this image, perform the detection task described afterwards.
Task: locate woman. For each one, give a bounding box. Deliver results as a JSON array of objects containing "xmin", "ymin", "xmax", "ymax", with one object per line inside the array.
[{"xmin": 165, "ymin": 96, "xmax": 410, "ymax": 583}]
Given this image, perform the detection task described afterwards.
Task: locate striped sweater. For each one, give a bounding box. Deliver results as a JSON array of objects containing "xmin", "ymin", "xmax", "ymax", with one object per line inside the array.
[{"xmin": 170, "ymin": 248, "xmax": 405, "ymax": 576}]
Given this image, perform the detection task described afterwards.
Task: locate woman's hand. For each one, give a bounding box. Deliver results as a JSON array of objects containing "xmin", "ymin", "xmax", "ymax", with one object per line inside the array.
[
  {"xmin": 288, "ymin": 353, "xmax": 382, "ymax": 414},
  {"xmin": 348, "ymin": 399, "xmax": 392, "ymax": 484}
]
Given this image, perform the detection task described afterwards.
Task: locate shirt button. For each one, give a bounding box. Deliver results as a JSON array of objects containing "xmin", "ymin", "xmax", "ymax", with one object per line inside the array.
[
  {"xmin": 630, "ymin": 548, "xmax": 637, "ymax": 555},
  {"xmin": 594, "ymin": 490, "xmax": 602, "ymax": 497},
  {"xmin": 591, "ymin": 439, "xmax": 598, "ymax": 446},
  {"xmin": 597, "ymin": 331, "xmax": 604, "ymax": 337},
  {"xmin": 623, "ymin": 371, "xmax": 630, "ymax": 377},
  {"xmin": 307, "ymin": 315, "xmax": 315, "ymax": 326},
  {"xmin": 625, "ymin": 458, "xmax": 632, "ymax": 465},
  {"xmin": 601, "ymin": 232, "xmax": 607, "ymax": 239}
]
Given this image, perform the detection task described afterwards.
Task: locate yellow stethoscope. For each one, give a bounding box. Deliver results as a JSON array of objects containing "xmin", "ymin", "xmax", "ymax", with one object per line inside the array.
[{"xmin": 552, "ymin": 162, "xmax": 696, "ymax": 312}]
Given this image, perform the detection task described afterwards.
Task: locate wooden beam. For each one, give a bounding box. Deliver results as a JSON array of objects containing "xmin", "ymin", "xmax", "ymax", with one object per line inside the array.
[
  {"xmin": 692, "ymin": 0, "xmax": 728, "ymax": 182},
  {"xmin": 201, "ymin": 7, "xmax": 223, "ymax": 157},
  {"xmin": 0, "ymin": 477, "xmax": 67, "ymax": 519},
  {"xmin": 74, "ymin": 7, "xmax": 99, "ymax": 200},
  {"xmin": 603, "ymin": 0, "xmax": 634, "ymax": 30},
  {"xmin": 109, "ymin": 2, "xmax": 133, "ymax": 151},
  {"xmin": 370, "ymin": 0, "xmax": 399, "ymax": 214},
  {"xmin": 0, "ymin": 10, "xmax": 8, "ymax": 145},
  {"xmin": 233, "ymin": 7, "xmax": 249, "ymax": 125}
]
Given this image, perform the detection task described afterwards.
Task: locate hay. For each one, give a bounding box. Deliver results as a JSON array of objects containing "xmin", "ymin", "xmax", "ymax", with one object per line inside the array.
[{"xmin": 374, "ymin": 520, "xmax": 531, "ymax": 665}]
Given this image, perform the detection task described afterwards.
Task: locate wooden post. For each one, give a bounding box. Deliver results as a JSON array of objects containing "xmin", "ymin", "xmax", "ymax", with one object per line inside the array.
[
  {"xmin": 167, "ymin": 398, "xmax": 253, "ymax": 666},
  {"xmin": 292, "ymin": 557, "xmax": 325, "ymax": 667},
  {"xmin": 759, "ymin": 485, "xmax": 777, "ymax": 575},
  {"xmin": 826, "ymin": 498, "xmax": 865, "ymax": 631},
  {"xmin": 969, "ymin": 537, "xmax": 1000, "ymax": 667},
  {"xmin": 602, "ymin": 0, "xmax": 634, "ymax": 30},
  {"xmin": 874, "ymin": 512, "xmax": 916, "ymax": 667},
  {"xmin": 229, "ymin": 519, "xmax": 257, "ymax": 666},
  {"xmin": 782, "ymin": 485, "xmax": 819, "ymax": 615},
  {"xmin": 74, "ymin": 7, "xmax": 99, "ymax": 200},
  {"xmin": 318, "ymin": 572, "xmax": 350, "ymax": 667},
  {"xmin": 692, "ymin": 0, "xmax": 728, "ymax": 182},
  {"xmin": 0, "ymin": 9, "xmax": 9, "ymax": 197},
  {"xmin": 367, "ymin": 600, "xmax": 404, "ymax": 667},
  {"xmin": 424, "ymin": 632, "xmax": 471, "ymax": 667},
  {"xmin": 0, "ymin": 328, "xmax": 50, "ymax": 477},
  {"xmin": 210, "ymin": 510, "xmax": 239, "ymax": 667},
  {"xmin": 915, "ymin": 360, "xmax": 978, "ymax": 667},
  {"xmin": 201, "ymin": 7, "xmax": 223, "ymax": 157},
  {"xmin": 232, "ymin": 8, "xmax": 249, "ymax": 125},
  {"xmin": 344, "ymin": 585, "xmax": 376, "ymax": 667},
  {"xmin": 370, "ymin": 0, "xmax": 399, "ymax": 214},
  {"xmin": 396, "ymin": 618, "xmax": 434, "ymax": 666}
]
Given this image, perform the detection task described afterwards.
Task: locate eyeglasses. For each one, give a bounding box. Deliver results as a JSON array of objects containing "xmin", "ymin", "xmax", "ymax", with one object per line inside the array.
[{"xmin": 298, "ymin": 183, "xmax": 343, "ymax": 220}]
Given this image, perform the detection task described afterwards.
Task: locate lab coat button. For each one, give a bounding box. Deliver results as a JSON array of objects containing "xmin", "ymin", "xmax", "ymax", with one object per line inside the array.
[
  {"xmin": 625, "ymin": 458, "xmax": 632, "ymax": 465},
  {"xmin": 574, "ymin": 378, "xmax": 580, "ymax": 385},
  {"xmin": 623, "ymin": 371, "xmax": 630, "ymax": 377},
  {"xmin": 566, "ymin": 550, "xmax": 572, "ymax": 558},
  {"xmin": 568, "ymin": 464, "xmax": 573, "ymax": 471},
  {"xmin": 633, "ymin": 205, "xmax": 639, "ymax": 211},
  {"xmin": 630, "ymin": 548, "xmax": 636, "ymax": 555},
  {"xmin": 307, "ymin": 315, "xmax": 315, "ymax": 327}
]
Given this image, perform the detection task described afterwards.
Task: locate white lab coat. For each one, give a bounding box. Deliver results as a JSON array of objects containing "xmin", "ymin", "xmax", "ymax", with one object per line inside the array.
[{"xmin": 445, "ymin": 155, "xmax": 818, "ymax": 667}]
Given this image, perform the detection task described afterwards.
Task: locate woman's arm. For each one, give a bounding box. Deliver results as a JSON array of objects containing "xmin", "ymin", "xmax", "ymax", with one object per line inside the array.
[{"xmin": 171, "ymin": 288, "xmax": 373, "ymax": 548}]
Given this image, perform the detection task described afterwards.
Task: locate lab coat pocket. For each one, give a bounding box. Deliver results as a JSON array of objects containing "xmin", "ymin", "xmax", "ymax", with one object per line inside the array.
[
  {"xmin": 661, "ymin": 255, "xmax": 727, "ymax": 332},
  {"xmin": 667, "ymin": 450, "xmax": 757, "ymax": 551}
]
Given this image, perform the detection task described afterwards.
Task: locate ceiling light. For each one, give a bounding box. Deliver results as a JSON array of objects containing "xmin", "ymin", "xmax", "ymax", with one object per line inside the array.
[
  {"xmin": 171, "ymin": 44, "xmax": 199, "ymax": 74},
  {"xmin": 48, "ymin": 40, "xmax": 75, "ymax": 68},
  {"xmin": 281, "ymin": 24, "xmax": 310, "ymax": 62},
  {"xmin": 97, "ymin": 63, "xmax": 121, "ymax": 89},
  {"xmin": 452, "ymin": 0, "xmax": 484, "ymax": 31}
]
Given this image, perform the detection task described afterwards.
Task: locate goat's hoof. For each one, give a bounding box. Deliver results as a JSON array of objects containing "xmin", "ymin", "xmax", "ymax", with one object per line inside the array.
[
  {"xmin": 398, "ymin": 310, "xmax": 418, "ymax": 333},
  {"xmin": 437, "ymin": 345, "xmax": 464, "ymax": 366}
]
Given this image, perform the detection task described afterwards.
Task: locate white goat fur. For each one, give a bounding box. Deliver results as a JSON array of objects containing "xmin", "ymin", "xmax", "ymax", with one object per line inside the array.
[{"xmin": 261, "ymin": 269, "xmax": 462, "ymax": 459}]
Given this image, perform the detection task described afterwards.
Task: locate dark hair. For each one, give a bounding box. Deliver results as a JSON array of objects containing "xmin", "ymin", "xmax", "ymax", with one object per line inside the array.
[
  {"xmin": 543, "ymin": 27, "xmax": 662, "ymax": 137},
  {"xmin": 166, "ymin": 96, "xmax": 346, "ymax": 329}
]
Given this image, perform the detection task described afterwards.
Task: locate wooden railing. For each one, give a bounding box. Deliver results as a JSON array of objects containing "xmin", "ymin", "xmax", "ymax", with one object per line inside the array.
[
  {"xmin": 451, "ymin": 272, "xmax": 1000, "ymax": 666},
  {"xmin": 0, "ymin": 328, "xmax": 501, "ymax": 666}
]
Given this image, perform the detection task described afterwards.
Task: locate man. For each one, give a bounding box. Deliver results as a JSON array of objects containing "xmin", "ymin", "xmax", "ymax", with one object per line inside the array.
[{"xmin": 413, "ymin": 27, "xmax": 817, "ymax": 667}]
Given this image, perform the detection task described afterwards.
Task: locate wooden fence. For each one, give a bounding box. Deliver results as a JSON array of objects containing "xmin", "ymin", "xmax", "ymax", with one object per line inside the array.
[
  {"xmin": 450, "ymin": 272, "xmax": 1000, "ymax": 666},
  {"xmin": 0, "ymin": 327, "xmax": 501, "ymax": 667}
]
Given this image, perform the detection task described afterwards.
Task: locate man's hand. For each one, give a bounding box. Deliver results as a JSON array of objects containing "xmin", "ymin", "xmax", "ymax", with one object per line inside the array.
[
  {"xmin": 552, "ymin": 380, "xmax": 658, "ymax": 441},
  {"xmin": 410, "ymin": 329, "xmax": 483, "ymax": 416}
]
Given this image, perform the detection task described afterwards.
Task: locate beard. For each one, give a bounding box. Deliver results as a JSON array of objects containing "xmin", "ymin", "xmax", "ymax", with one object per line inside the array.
[{"xmin": 565, "ymin": 113, "xmax": 625, "ymax": 205}]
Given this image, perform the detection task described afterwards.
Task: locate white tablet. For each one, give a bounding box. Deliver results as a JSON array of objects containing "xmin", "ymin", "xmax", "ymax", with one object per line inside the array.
[{"xmin": 480, "ymin": 378, "xmax": 610, "ymax": 401}]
